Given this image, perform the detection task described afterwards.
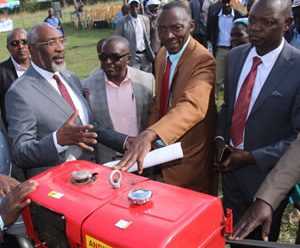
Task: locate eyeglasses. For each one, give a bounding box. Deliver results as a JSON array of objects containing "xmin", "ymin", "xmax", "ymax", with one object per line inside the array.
[
  {"xmin": 33, "ymin": 38, "xmax": 67, "ymax": 47},
  {"xmin": 10, "ymin": 39, "xmax": 27, "ymax": 47},
  {"xmin": 98, "ymin": 53, "xmax": 129, "ymax": 62}
]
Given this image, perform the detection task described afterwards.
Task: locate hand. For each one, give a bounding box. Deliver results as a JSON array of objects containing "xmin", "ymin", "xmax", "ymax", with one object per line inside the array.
[
  {"xmin": 215, "ymin": 145, "xmax": 255, "ymax": 172},
  {"xmin": 57, "ymin": 110, "xmax": 98, "ymax": 152},
  {"xmin": 0, "ymin": 180, "xmax": 38, "ymax": 227},
  {"xmin": 114, "ymin": 130, "xmax": 157, "ymax": 174},
  {"xmin": 0, "ymin": 175, "xmax": 20, "ymax": 197},
  {"xmin": 230, "ymin": 198, "xmax": 273, "ymax": 241}
]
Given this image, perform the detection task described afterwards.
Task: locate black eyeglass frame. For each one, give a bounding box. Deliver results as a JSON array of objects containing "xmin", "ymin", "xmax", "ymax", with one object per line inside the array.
[
  {"xmin": 9, "ymin": 39, "xmax": 27, "ymax": 47},
  {"xmin": 98, "ymin": 53, "xmax": 130, "ymax": 62}
]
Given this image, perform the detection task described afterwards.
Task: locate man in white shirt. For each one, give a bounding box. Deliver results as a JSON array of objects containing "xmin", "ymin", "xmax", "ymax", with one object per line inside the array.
[
  {"xmin": 116, "ymin": 0, "xmax": 155, "ymax": 73},
  {"xmin": 215, "ymin": 0, "xmax": 300, "ymax": 244},
  {"xmin": 5, "ymin": 23, "xmax": 128, "ymax": 179},
  {"xmin": 0, "ymin": 28, "xmax": 31, "ymax": 127}
]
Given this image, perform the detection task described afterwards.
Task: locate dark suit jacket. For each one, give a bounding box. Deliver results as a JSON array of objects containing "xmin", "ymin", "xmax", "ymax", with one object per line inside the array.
[
  {"xmin": 0, "ymin": 58, "xmax": 18, "ymax": 127},
  {"xmin": 5, "ymin": 66, "xmax": 127, "ymax": 178},
  {"xmin": 216, "ymin": 41, "xmax": 300, "ymax": 201},
  {"xmin": 206, "ymin": 3, "xmax": 242, "ymax": 55}
]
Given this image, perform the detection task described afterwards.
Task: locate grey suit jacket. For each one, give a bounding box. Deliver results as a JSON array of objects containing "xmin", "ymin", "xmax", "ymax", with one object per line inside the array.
[
  {"xmin": 256, "ymin": 133, "xmax": 300, "ymax": 210},
  {"xmin": 83, "ymin": 66, "xmax": 155, "ymax": 163},
  {"xmin": 216, "ymin": 41, "xmax": 300, "ymax": 200},
  {"xmin": 5, "ymin": 66, "xmax": 127, "ymax": 178},
  {"xmin": 116, "ymin": 14, "xmax": 155, "ymax": 65}
]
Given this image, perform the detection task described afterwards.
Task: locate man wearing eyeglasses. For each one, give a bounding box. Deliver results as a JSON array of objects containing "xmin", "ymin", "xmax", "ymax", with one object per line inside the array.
[
  {"xmin": 5, "ymin": 23, "xmax": 128, "ymax": 179},
  {"xmin": 0, "ymin": 28, "xmax": 30, "ymax": 128},
  {"xmin": 83, "ymin": 35, "xmax": 154, "ymax": 164}
]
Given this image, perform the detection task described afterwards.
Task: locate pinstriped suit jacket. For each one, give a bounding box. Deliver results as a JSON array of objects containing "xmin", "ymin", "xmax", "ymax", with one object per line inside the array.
[{"xmin": 83, "ymin": 66, "xmax": 155, "ymax": 163}]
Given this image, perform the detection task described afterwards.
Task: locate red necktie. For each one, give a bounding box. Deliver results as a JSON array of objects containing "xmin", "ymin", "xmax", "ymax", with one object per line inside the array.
[
  {"xmin": 159, "ymin": 57, "xmax": 172, "ymax": 118},
  {"xmin": 231, "ymin": 56, "xmax": 262, "ymax": 146},
  {"xmin": 53, "ymin": 74, "xmax": 77, "ymax": 113}
]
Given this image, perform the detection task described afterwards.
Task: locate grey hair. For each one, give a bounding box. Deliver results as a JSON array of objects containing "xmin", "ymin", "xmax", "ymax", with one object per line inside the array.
[
  {"xmin": 27, "ymin": 23, "xmax": 54, "ymax": 45},
  {"xmin": 6, "ymin": 28, "xmax": 27, "ymax": 45}
]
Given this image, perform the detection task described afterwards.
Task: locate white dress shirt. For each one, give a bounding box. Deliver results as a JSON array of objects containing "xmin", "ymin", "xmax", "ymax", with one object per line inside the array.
[
  {"xmin": 130, "ymin": 15, "xmax": 146, "ymax": 52},
  {"xmin": 11, "ymin": 56, "xmax": 27, "ymax": 78},
  {"xmin": 232, "ymin": 39, "xmax": 285, "ymax": 149},
  {"xmin": 31, "ymin": 62, "xmax": 89, "ymax": 156}
]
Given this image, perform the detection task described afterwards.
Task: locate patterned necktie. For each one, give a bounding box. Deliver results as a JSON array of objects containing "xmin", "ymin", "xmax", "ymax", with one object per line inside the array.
[
  {"xmin": 53, "ymin": 74, "xmax": 77, "ymax": 113},
  {"xmin": 159, "ymin": 57, "xmax": 172, "ymax": 118},
  {"xmin": 231, "ymin": 56, "xmax": 262, "ymax": 146}
]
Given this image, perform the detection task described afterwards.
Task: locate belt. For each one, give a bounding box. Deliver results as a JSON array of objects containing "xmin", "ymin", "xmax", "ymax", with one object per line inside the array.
[
  {"xmin": 217, "ymin": 46, "xmax": 231, "ymax": 49},
  {"xmin": 136, "ymin": 50, "xmax": 146, "ymax": 54}
]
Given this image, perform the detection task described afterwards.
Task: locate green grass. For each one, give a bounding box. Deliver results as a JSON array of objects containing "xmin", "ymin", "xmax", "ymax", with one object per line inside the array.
[
  {"xmin": 1, "ymin": 6, "xmax": 299, "ymax": 246},
  {"xmin": 0, "ymin": 4, "xmax": 119, "ymax": 79}
]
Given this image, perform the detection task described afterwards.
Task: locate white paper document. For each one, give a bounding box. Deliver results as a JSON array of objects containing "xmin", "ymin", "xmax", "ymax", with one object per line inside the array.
[{"xmin": 103, "ymin": 142, "xmax": 183, "ymax": 172}]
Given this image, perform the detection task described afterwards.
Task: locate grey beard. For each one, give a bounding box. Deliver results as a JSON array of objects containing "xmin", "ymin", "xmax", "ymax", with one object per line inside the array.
[{"xmin": 51, "ymin": 61, "xmax": 66, "ymax": 72}]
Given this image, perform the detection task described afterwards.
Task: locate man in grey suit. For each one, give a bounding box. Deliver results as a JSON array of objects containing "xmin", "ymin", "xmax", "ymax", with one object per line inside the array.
[
  {"xmin": 215, "ymin": 0, "xmax": 300, "ymax": 243},
  {"xmin": 5, "ymin": 23, "xmax": 128, "ymax": 179},
  {"xmin": 83, "ymin": 36, "xmax": 154, "ymax": 164},
  {"xmin": 116, "ymin": 0, "xmax": 155, "ymax": 73},
  {"xmin": 230, "ymin": 133, "xmax": 300, "ymax": 242}
]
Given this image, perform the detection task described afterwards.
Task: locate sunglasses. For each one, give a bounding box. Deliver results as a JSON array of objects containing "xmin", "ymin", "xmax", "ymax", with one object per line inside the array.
[
  {"xmin": 98, "ymin": 53, "xmax": 129, "ymax": 62},
  {"xmin": 10, "ymin": 39, "xmax": 27, "ymax": 47}
]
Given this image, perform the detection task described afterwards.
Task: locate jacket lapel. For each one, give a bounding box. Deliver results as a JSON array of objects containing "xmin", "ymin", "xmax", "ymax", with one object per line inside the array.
[
  {"xmin": 28, "ymin": 67, "xmax": 73, "ymax": 118},
  {"xmin": 250, "ymin": 42, "xmax": 293, "ymax": 116},
  {"xmin": 130, "ymin": 67, "xmax": 143, "ymax": 130}
]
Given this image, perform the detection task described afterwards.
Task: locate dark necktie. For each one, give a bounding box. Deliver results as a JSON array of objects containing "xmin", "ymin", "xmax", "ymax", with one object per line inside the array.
[
  {"xmin": 231, "ymin": 56, "xmax": 262, "ymax": 146},
  {"xmin": 159, "ymin": 57, "xmax": 172, "ymax": 118},
  {"xmin": 53, "ymin": 74, "xmax": 77, "ymax": 113}
]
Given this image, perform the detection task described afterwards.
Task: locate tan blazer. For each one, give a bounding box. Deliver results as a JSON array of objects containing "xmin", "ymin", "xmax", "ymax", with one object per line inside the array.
[
  {"xmin": 148, "ymin": 37, "xmax": 218, "ymax": 195},
  {"xmin": 256, "ymin": 133, "xmax": 300, "ymax": 210}
]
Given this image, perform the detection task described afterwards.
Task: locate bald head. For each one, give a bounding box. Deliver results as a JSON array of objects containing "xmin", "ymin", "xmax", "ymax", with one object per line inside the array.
[
  {"xmin": 250, "ymin": 0, "xmax": 292, "ymax": 19},
  {"xmin": 100, "ymin": 35, "xmax": 130, "ymax": 54}
]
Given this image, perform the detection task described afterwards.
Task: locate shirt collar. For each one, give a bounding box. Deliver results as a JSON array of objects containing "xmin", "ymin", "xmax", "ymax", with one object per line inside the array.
[
  {"xmin": 11, "ymin": 56, "xmax": 27, "ymax": 72},
  {"xmin": 248, "ymin": 38, "xmax": 284, "ymax": 68},
  {"xmin": 167, "ymin": 35, "xmax": 191, "ymax": 65},
  {"xmin": 218, "ymin": 8, "xmax": 234, "ymax": 17},
  {"xmin": 104, "ymin": 66, "xmax": 132, "ymax": 88},
  {"xmin": 31, "ymin": 61, "xmax": 59, "ymax": 82}
]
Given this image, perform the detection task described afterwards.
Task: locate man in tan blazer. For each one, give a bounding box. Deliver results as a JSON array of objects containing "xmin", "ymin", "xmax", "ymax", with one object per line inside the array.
[
  {"xmin": 117, "ymin": 1, "xmax": 218, "ymax": 195},
  {"xmin": 230, "ymin": 133, "xmax": 300, "ymax": 242}
]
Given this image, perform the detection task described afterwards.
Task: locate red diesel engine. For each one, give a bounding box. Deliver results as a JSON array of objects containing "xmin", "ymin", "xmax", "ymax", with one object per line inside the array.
[{"xmin": 22, "ymin": 160, "xmax": 232, "ymax": 248}]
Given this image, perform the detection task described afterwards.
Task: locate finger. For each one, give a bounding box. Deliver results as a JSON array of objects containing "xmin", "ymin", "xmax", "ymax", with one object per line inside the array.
[
  {"xmin": 0, "ymin": 190, "xmax": 5, "ymax": 197},
  {"xmin": 79, "ymin": 131, "xmax": 98, "ymax": 140},
  {"xmin": 261, "ymin": 220, "xmax": 271, "ymax": 241},
  {"xmin": 234, "ymin": 220, "xmax": 259, "ymax": 240},
  {"xmin": 78, "ymin": 142, "xmax": 94, "ymax": 152},
  {"xmin": 19, "ymin": 199, "xmax": 32, "ymax": 209},
  {"xmin": 76, "ymin": 124, "xmax": 96, "ymax": 133},
  {"xmin": 66, "ymin": 110, "xmax": 79, "ymax": 125},
  {"xmin": 114, "ymin": 152, "xmax": 132, "ymax": 170}
]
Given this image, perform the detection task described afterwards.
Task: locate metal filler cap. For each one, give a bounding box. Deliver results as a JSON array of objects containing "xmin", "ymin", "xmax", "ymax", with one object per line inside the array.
[
  {"xmin": 71, "ymin": 170, "xmax": 93, "ymax": 184},
  {"xmin": 128, "ymin": 189, "xmax": 152, "ymax": 205}
]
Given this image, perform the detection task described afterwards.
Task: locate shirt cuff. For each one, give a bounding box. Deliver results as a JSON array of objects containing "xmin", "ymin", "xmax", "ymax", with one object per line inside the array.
[
  {"xmin": 122, "ymin": 136, "xmax": 128, "ymax": 151},
  {"xmin": 53, "ymin": 131, "xmax": 69, "ymax": 153}
]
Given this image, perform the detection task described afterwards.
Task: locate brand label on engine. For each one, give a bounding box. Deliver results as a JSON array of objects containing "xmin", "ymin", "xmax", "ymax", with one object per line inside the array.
[
  {"xmin": 48, "ymin": 191, "xmax": 64, "ymax": 199},
  {"xmin": 86, "ymin": 235, "xmax": 112, "ymax": 248}
]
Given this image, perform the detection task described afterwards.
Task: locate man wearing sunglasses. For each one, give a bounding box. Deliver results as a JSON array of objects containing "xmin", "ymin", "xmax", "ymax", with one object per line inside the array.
[
  {"xmin": 0, "ymin": 28, "xmax": 30, "ymax": 128},
  {"xmin": 84, "ymin": 35, "xmax": 154, "ymax": 164},
  {"xmin": 5, "ymin": 23, "xmax": 128, "ymax": 179}
]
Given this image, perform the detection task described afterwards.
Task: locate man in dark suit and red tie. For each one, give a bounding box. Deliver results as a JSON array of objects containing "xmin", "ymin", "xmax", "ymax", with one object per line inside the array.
[
  {"xmin": 0, "ymin": 28, "xmax": 30, "ymax": 127},
  {"xmin": 215, "ymin": 0, "xmax": 300, "ymax": 244}
]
